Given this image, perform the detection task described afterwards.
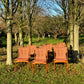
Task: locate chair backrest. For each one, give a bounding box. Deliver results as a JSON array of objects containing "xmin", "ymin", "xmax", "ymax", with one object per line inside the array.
[
  {"xmin": 18, "ymin": 47, "xmax": 30, "ymax": 58},
  {"xmin": 54, "ymin": 47, "xmax": 68, "ymax": 59},
  {"xmin": 53, "ymin": 43, "xmax": 66, "ymax": 50},
  {"xmin": 57, "ymin": 43, "xmax": 66, "ymax": 47},
  {"xmin": 18, "ymin": 47, "xmax": 23, "ymax": 58},
  {"xmin": 39, "ymin": 45, "xmax": 44, "ymax": 48},
  {"xmin": 53, "ymin": 45, "xmax": 58, "ymax": 50},
  {"xmin": 27, "ymin": 45, "xmax": 37, "ymax": 55},
  {"xmin": 35, "ymin": 48, "xmax": 47, "ymax": 60},
  {"xmin": 44, "ymin": 44, "xmax": 53, "ymax": 52},
  {"xmin": 30, "ymin": 45, "xmax": 37, "ymax": 55}
]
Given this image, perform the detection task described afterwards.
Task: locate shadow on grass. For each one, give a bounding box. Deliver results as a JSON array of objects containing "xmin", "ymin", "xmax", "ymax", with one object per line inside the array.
[
  {"xmin": 79, "ymin": 39, "xmax": 84, "ymax": 45},
  {"xmin": 79, "ymin": 34, "xmax": 84, "ymax": 45},
  {"xmin": 0, "ymin": 58, "xmax": 6, "ymax": 63},
  {"xmin": 24, "ymin": 41, "xmax": 28, "ymax": 45},
  {"xmin": 58, "ymin": 36, "xmax": 67, "ymax": 40}
]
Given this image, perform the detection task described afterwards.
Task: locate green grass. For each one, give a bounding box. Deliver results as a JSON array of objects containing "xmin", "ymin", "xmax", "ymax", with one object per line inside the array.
[
  {"xmin": 24, "ymin": 36, "xmax": 65, "ymax": 47},
  {"xmin": 0, "ymin": 35, "xmax": 84, "ymax": 84},
  {"xmin": 0, "ymin": 62, "xmax": 84, "ymax": 84}
]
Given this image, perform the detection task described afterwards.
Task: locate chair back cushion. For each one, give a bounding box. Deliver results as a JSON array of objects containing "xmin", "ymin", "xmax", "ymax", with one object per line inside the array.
[
  {"xmin": 18, "ymin": 47, "xmax": 30, "ymax": 58},
  {"xmin": 44, "ymin": 44, "xmax": 53, "ymax": 52},
  {"xmin": 35, "ymin": 48, "xmax": 47, "ymax": 60},
  {"xmin": 27, "ymin": 45, "xmax": 37, "ymax": 55},
  {"xmin": 54, "ymin": 47, "xmax": 67, "ymax": 59},
  {"xmin": 57, "ymin": 43, "xmax": 66, "ymax": 47}
]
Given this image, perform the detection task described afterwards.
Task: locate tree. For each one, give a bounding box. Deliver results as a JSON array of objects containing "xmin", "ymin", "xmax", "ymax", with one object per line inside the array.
[
  {"xmin": 14, "ymin": 0, "xmax": 26, "ymax": 47},
  {"xmin": 72, "ymin": 0, "xmax": 81, "ymax": 61},
  {"xmin": 12, "ymin": 24, "xmax": 19, "ymax": 44},
  {"xmin": 25, "ymin": 0, "xmax": 39, "ymax": 45},
  {"xmin": 0, "ymin": 0, "xmax": 19, "ymax": 65}
]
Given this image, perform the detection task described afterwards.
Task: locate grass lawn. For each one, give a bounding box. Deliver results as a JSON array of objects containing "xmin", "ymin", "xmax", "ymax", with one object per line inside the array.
[
  {"xmin": 24, "ymin": 36, "xmax": 66, "ymax": 47},
  {"xmin": 0, "ymin": 35, "xmax": 84, "ymax": 84}
]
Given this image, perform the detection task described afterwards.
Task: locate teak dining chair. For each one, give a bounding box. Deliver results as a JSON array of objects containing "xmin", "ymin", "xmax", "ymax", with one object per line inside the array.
[
  {"xmin": 15, "ymin": 47, "xmax": 30, "ymax": 71},
  {"xmin": 32, "ymin": 48, "xmax": 48, "ymax": 74},
  {"xmin": 53, "ymin": 47, "xmax": 68, "ymax": 72},
  {"xmin": 56, "ymin": 42, "xmax": 66, "ymax": 47},
  {"xmin": 44, "ymin": 43, "xmax": 53, "ymax": 52}
]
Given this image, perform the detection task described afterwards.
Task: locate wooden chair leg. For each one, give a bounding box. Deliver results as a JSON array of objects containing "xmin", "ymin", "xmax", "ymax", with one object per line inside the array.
[
  {"xmin": 15, "ymin": 61, "xmax": 16, "ymax": 71},
  {"xmin": 54, "ymin": 62, "xmax": 55, "ymax": 72},
  {"xmin": 24, "ymin": 62, "xmax": 25, "ymax": 64},
  {"xmin": 29, "ymin": 62, "xmax": 31, "ymax": 69},
  {"xmin": 49, "ymin": 63, "xmax": 50, "ymax": 67},
  {"xmin": 35, "ymin": 64, "xmax": 36, "ymax": 71},
  {"xmin": 18, "ymin": 62, "xmax": 19, "ymax": 68},
  {"xmin": 27, "ymin": 62, "xmax": 29, "ymax": 71},
  {"xmin": 32, "ymin": 63, "xmax": 34, "ymax": 74},
  {"xmin": 46, "ymin": 63, "xmax": 48, "ymax": 74},
  {"xmin": 67, "ymin": 62, "xmax": 68, "ymax": 73}
]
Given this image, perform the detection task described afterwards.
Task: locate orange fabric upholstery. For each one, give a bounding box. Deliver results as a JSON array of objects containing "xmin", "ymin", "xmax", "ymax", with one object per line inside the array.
[
  {"xmin": 27, "ymin": 45, "xmax": 37, "ymax": 55},
  {"xmin": 53, "ymin": 47, "xmax": 68, "ymax": 72},
  {"xmin": 35, "ymin": 48, "xmax": 47, "ymax": 60},
  {"xmin": 54, "ymin": 47, "xmax": 67, "ymax": 59},
  {"xmin": 53, "ymin": 43, "xmax": 66, "ymax": 50},
  {"xmin": 44, "ymin": 43, "xmax": 53, "ymax": 52},
  {"xmin": 15, "ymin": 47, "xmax": 30, "ymax": 71},
  {"xmin": 32, "ymin": 48, "xmax": 48, "ymax": 74},
  {"xmin": 57, "ymin": 42, "xmax": 66, "ymax": 47}
]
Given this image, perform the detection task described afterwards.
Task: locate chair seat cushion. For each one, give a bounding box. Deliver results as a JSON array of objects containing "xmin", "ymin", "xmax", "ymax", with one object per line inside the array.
[
  {"xmin": 54, "ymin": 58, "xmax": 68, "ymax": 61},
  {"xmin": 15, "ymin": 58, "xmax": 29, "ymax": 61},
  {"xmin": 32, "ymin": 59, "xmax": 47, "ymax": 63}
]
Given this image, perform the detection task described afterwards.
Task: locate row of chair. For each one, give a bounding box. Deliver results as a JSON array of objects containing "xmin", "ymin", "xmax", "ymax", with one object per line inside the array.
[{"xmin": 15, "ymin": 43, "xmax": 68, "ymax": 73}]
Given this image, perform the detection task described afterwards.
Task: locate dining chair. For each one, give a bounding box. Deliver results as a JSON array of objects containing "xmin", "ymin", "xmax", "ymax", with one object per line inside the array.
[
  {"xmin": 53, "ymin": 47, "xmax": 68, "ymax": 72},
  {"xmin": 32, "ymin": 47, "xmax": 48, "ymax": 74},
  {"xmin": 15, "ymin": 47, "xmax": 30, "ymax": 71}
]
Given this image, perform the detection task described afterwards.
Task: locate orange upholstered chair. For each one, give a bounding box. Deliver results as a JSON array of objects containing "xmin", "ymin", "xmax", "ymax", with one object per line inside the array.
[
  {"xmin": 32, "ymin": 48, "xmax": 48, "ymax": 74},
  {"xmin": 15, "ymin": 47, "xmax": 30, "ymax": 71},
  {"xmin": 44, "ymin": 44, "xmax": 53, "ymax": 63},
  {"xmin": 44, "ymin": 43, "xmax": 53, "ymax": 52},
  {"xmin": 53, "ymin": 47, "xmax": 68, "ymax": 72},
  {"xmin": 53, "ymin": 43, "xmax": 66, "ymax": 50},
  {"xmin": 27, "ymin": 45, "xmax": 37, "ymax": 55},
  {"xmin": 57, "ymin": 42, "xmax": 66, "ymax": 47}
]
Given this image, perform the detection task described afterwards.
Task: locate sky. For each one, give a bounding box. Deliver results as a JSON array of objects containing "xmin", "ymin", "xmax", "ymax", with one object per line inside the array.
[
  {"xmin": 0, "ymin": 1, "xmax": 3, "ymax": 14},
  {"xmin": 0, "ymin": 0, "xmax": 63, "ymax": 17},
  {"xmin": 37, "ymin": 0, "xmax": 63, "ymax": 16}
]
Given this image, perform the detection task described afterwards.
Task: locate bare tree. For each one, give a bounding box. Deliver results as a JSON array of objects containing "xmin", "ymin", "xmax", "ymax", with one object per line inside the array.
[
  {"xmin": 0, "ymin": 0, "xmax": 19, "ymax": 65},
  {"xmin": 25, "ymin": 0, "xmax": 39, "ymax": 45}
]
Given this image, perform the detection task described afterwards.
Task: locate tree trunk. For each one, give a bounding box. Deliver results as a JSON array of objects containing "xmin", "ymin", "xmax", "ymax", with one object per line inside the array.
[
  {"xmin": 6, "ymin": 20, "xmax": 12, "ymax": 65},
  {"xmin": 28, "ymin": 25, "xmax": 32, "ymax": 45},
  {"xmin": 37, "ymin": 32, "xmax": 40, "ymax": 41},
  {"xmin": 15, "ymin": 33, "xmax": 18, "ymax": 44},
  {"xmin": 70, "ymin": 24, "xmax": 74, "ymax": 49},
  {"xmin": 54, "ymin": 34, "xmax": 58, "ymax": 39},
  {"xmin": 19, "ymin": 28, "xmax": 23, "ymax": 47},
  {"xmin": 42, "ymin": 33, "xmax": 45, "ymax": 39},
  {"xmin": 25, "ymin": 33, "xmax": 28, "ymax": 38},
  {"xmin": 66, "ymin": 28, "xmax": 70, "ymax": 49},
  {"xmin": 73, "ymin": 24, "xmax": 79, "ymax": 61}
]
